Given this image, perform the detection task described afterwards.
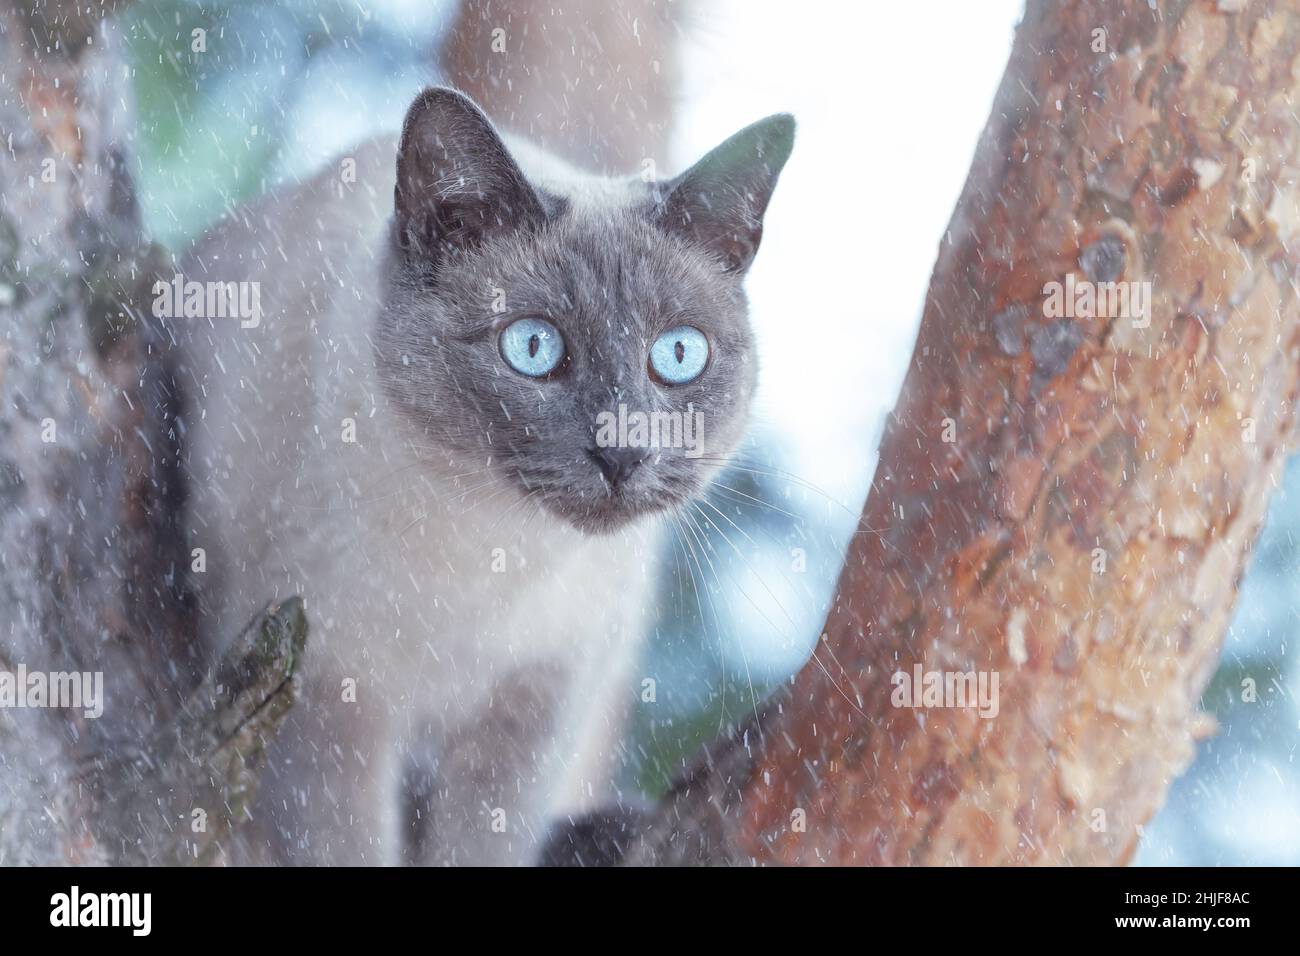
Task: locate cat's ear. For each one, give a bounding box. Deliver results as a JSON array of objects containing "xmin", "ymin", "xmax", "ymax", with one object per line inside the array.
[
  {"xmin": 395, "ymin": 87, "xmax": 545, "ymax": 256},
  {"xmin": 656, "ymin": 113, "xmax": 795, "ymax": 274}
]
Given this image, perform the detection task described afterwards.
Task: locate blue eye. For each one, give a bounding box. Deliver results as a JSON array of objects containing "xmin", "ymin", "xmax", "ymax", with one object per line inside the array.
[
  {"xmin": 649, "ymin": 325, "xmax": 709, "ymax": 385},
  {"xmin": 500, "ymin": 317, "xmax": 565, "ymax": 377}
]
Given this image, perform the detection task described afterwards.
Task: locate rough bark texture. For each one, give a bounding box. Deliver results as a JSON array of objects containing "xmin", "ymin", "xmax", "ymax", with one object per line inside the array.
[
  {"xmin": 443, "ymin": 0, "xmax": 680, "ymax": 172},
  {"xmin": 0, "ymin": 1, "xmax": 303, "ymax": 865},
  {"xmin": 629, "ymin": 0, "xmax": 1300, "ymax": 865}
]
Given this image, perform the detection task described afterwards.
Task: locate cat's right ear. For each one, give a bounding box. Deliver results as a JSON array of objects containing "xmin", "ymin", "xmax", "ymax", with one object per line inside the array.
[
  {"xmin": 394, "ymin": 87, "xmax": 545, "ymax": 259},
  {"xmin": 655, "ymin": 113, "xmax": 795, "ymax": 275}
]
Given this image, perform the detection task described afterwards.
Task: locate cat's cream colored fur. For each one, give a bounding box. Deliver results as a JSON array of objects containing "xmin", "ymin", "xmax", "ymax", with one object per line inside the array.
[{"xmin": 179, "ymin": 136, "xmax": 659, "ymax": 865}]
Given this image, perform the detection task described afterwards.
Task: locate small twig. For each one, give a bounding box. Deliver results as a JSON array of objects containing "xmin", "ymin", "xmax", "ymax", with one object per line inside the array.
[{"xmin": 88, "ymin": 598, "xmax": 308, "ymax": 866}]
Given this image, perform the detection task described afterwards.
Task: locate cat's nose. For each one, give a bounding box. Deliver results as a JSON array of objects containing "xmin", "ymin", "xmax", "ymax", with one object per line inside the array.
[{"xmin": 587, "ymin": 446, "xmax": 650, "ymax": 487}]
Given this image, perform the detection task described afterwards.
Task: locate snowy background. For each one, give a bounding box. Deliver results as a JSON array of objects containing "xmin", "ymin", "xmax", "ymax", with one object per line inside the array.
[{"xmin": 124, "ymin": 0, "xmax": 1298, "ymax": 864}]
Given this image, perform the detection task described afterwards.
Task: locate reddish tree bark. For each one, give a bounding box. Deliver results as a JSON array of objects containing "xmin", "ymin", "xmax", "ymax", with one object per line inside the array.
[{"xmin": 443, "ymin": 0, "xmax": 679, "ymax": 172}]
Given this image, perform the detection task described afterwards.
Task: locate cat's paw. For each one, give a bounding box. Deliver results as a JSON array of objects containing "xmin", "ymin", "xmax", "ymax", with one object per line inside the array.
[{"xmin": 536, "ymin": 799, "xmax": 649, "ymax": 867}]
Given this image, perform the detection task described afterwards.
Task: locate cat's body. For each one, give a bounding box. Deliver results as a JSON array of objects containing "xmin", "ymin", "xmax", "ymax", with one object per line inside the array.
[{"xmin": 174, "ymin": 89, "xmax": 792, "ymax": 865}]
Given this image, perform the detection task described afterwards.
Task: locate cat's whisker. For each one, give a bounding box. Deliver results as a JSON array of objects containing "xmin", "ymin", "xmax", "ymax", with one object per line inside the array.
[
  {"xmin": 803, "ymin": 638, "xmax": 874, "ymax": 723},
  {"xmin": 456, "ymin": 480, "xmax": 516, "ymax": 519},
  {"xmin": 357, "ymin": 460, "xmax": 504, "ymax": 517},
  {"xmin": 694, "ymin": 495, "xmax": 761, "ymax": 550},
  {"xmin": 702, "ymin": 486, "xmax": 810, "ymax": 555},
  {"xmin": 681, "ymin": 508, "xmax": 764, "ymax": 737},
  {"xmin": 483, "ymin": 486, "xmax": 541, "ymax": 540},
  {"xmin": 357, "ymin": 458, "xmax": 436, "ymax": 495},
  {"xmin": 706, "ymin": 480, "xmax": 801, "ymax": 522},
  {"xmin": 681, "ymin": 512, "xmax": 759, "ymax": 738},
  {"xmin": 668, "ymin": 512, "xmax": 730, "ymax": 730},
  {"xmin": 693, "ymin": 505, "xmax": 872, "ymax": 725},
  {"xmin": 700, "ymin": 459, "xmax": 893, "ymax": 545},
  {"xmin": 696, "ymin": 456, "xmax": 853, "ymax": 508},
  {"xmin": 691, "ymin": 499, "xmax": 800, "ymax": 634},
  {"xmin": 396, "ymin": 510, "xmax": 431, "ymax": 540},
  {"xmin": 664, "ymin": 517, "xmax": 690, "ymax": 629},
  {"xmin": 690, "ymin": 498, "xmax": 872, "ymax": 725},
  {"xmin": 444, "ymin": 474, "xmax": 508, "ymax": 506},
  {"xmin": 519, "ymin": 495, "xmax": 549, "ymax": 538}
]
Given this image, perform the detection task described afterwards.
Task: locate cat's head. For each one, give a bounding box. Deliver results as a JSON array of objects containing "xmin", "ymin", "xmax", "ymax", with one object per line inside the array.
[{"xmin": 375, "ymin": 87, "xmax": 793, "ymax": 534}]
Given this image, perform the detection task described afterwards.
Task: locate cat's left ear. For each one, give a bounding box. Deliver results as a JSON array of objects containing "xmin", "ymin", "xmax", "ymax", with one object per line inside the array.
[
  {"xmin": 394, "ymin": 87, "xmax": 545, "ymax": 257},
  {"xmin": 656, "ymin": 113, "xmax": 795, "ymax": 274}
]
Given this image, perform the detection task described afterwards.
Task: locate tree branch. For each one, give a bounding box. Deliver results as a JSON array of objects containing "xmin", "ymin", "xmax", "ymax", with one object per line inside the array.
[
  {"xmin": 91, "ymin": 599, "xmax": 308, "ymax": 866},
  {"xmin": 0, "ymin": 1, "xmax": 307, "ymax": 866}
]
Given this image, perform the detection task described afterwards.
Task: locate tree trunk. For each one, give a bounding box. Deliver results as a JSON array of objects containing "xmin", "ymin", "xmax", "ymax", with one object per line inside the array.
[
  {"xmin": 442, "ymin": 0, "xmax": 680, "ymax": 172},
  {"xmin": 630, "ymin": 0, "xmax": 1300, "ymax": 865},
  {"xmin": 0, "ymin": 1, "xmax": 303, "ymax": 866}
]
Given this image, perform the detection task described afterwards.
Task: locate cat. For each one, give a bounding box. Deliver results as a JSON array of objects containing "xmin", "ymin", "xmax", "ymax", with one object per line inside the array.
[{"xmin": 173, "ymin": 87, "xmax": 793, "ymax": 865}]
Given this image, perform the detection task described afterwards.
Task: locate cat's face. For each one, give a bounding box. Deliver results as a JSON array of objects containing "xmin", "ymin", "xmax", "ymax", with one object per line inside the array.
[{"xmin": 375, "ymin": 88, "xmax": 793, "ymax": 534}]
